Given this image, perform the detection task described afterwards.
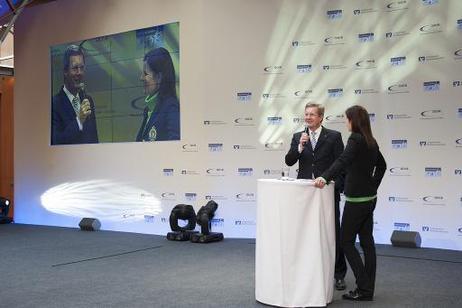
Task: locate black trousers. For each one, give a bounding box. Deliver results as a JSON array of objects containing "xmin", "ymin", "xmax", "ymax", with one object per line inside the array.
[
  {"xmin": 341, "ymin": 199, "xmax": 376, "ymax": 296},
  {"xmin": 334, "ymin": 192, "xmax": 347, "ymax": 280}
]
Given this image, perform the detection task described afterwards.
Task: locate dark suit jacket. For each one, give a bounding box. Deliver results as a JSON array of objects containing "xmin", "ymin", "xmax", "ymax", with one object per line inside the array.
[
  {"xmin": 321, "ymin": 133, "xmax": 386, "ymax": 198},
  {"xmin": 51, "ymin": 87, "xmax": 98, "ymax": 145},
  {"xmin": 285, "ymin": 126, "xmax": 344, "ymax": 192},
  {"xmin": 136, "ymin": 95, "xmax": 180, "ymax": 141}
]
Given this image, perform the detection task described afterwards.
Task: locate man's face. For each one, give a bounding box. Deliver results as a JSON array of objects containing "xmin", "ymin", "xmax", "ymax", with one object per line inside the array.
[
  {"xmin": 304, "ymin": 107, "xmax": 323, "ymax": 130},
  {"xmin": 64, "ymin": 55, "xmax": 85, "ymax": 94},
  {"xmin": 140, "ymin": 62, "xmax": 161, "ymax": 96}
]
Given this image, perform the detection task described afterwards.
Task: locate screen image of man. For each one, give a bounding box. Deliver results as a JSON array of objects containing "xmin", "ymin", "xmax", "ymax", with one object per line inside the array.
[
  {"xmin": 285, "ymin": 102, "xmax": 348, "ymax": 291},
  {"xmin": 51, "ymin": 44, "xmax": 98, "ymax": 145}
]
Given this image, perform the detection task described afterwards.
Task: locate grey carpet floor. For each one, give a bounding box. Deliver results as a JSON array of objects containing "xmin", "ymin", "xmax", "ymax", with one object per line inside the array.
[{"xmin": 0, "ymin": 224, "xmax": 461, "ymax": 307}]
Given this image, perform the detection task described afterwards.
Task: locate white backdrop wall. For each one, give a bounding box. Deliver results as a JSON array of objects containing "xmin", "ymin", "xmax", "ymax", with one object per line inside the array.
[{"xmin": 14, "ymin": 0, "xmax": 462, "ymax": 250}]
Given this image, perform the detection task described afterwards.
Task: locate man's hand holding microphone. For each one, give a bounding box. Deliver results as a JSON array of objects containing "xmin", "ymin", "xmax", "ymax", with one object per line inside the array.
[
  {"xmin": 78, "ymin": 84, "xmax": 91, "ymax": 124},
  {"xmin": 298, "ymin": 126, "xmax": 309, "ymax": 152}
]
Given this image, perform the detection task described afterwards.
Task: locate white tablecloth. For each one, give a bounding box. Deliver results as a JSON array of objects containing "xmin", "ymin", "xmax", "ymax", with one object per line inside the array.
[{"xmin": 255, "ymin": 179, "xmax": 335, "ymax": 307}]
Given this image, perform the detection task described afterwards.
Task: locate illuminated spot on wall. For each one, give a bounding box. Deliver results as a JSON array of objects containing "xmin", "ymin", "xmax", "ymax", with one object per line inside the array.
[{"xmin": 41, "ymin": 180, "xmax": 162, "ymax": 221}]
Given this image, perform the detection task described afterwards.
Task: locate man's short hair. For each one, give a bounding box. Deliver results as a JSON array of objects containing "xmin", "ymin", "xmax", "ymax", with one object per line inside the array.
[
  {"xmin": 63, "ymin": 44, "xmax": 85, "ymax": 70},
  {"xmin": 305, "ymin": 102, "xmax": 325, "ymax": 117}
]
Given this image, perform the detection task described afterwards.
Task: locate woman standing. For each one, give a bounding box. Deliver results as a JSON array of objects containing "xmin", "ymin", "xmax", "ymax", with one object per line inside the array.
[
  {"xmin": 137, "ymin": 47, "xmax": 180, "ymax": 141},
  {"xmin": 314, "ymin": 105, "xmax": 386, "ymax": 301}
]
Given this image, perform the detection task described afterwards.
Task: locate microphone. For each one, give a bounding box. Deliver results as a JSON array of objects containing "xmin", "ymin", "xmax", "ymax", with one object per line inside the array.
[
  {"xmin": 78, "ymin": 83, "xmax": 86, "ymax": 100},
  {"xmin": 302, "ymin": 125, "xmax": 308, "ymax": 146}
]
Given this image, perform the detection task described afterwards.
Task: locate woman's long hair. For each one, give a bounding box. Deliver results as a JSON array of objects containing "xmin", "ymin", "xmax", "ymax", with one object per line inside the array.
[
  {"xmin": 345, "ymin": 105, "xmax": 376, "ymax": 148},
  {"xmin": 144, "ymin": 47, "xmax": 177, "ymax": 99}
]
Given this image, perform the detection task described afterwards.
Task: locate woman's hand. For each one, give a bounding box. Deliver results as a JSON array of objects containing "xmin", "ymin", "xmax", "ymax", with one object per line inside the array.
[{"xmin": 314, "ymin": 177, "xmax": 327, "ymax": 188}]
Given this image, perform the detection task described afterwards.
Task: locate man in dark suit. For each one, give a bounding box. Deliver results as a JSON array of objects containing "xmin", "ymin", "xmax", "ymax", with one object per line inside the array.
[
  {"xmin": 51, "ymin": 45, "xmax": 98, "ymax": 145},
  {"xmin": 285, "ymin": 102, "xmax": 347, "ymax": 290}
]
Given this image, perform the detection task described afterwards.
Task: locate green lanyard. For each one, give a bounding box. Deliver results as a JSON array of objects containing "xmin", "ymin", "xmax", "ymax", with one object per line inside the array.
[{"xmin": 145, "ymin": 92, "xmax": 158, "ymax": 118}]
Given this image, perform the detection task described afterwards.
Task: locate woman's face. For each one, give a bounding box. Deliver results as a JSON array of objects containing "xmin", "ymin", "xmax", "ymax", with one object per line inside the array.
[{"xmin": 140, "ymin": 62, "xmax": 161, "ymax": 95}]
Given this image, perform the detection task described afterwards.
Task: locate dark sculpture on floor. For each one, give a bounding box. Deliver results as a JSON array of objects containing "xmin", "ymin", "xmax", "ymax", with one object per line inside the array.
[
  {"xmin": 190, "ymin": 200, "xmax": 224, "ymax": 243},
  {"xmin": 166, "ymin": 204, "xmax": 198, "ymax": 241}
]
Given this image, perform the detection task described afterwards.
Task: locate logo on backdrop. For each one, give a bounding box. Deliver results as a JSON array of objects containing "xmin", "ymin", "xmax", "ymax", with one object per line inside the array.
[
  {"xmin": 419, "ymin": 23, "xmax": 442, "ymax": 34},
  {"xmin": 203, "ymin": 120, "xmax": 226, "ymax": 126},
  {"xmin": 236, "ymin": 92, "xmax": 252, "ymax": 102},
  {"xmin": 455, "ymin": 169, "xmax": 462, "ymax": 176},
  {"xmin": 237, "ymin": 168, "xmax": 253, "ymax": 176},
  {"xmin": 181, "ymin": 169, "xmax": 199, "ymax": 176},
  {"xmin": 293, "ymin": 90, "xmax": 313, "ymax": 98},
  {"xmin": 458, "ymin": 227, "xmax": 462, "ymax": 234},
  {"xmin": 420, "ymin": 109, "xmax": 443, "ymax": 119},
  {"xmin": 328, "ymin": 88, "xmax": 343, "ymax": 98},
  {"xmin": 387, "ymin": 83, "xmax": 409, "ymax": 94},
  {"xmin": 421, "ymin": 0, "xmax": 439, "ymax": 6},
  {"xmin": 458, "ymin": 108, "xmax": 462, "ymax": 118},
  {"xmin": 369, "ymin": 113, "xmax": 376, "ymax": 122},
  {"xmin": 390, "ymin": 56, "xmax": 406, "ymax": 66},
  {"xmin": 292, "ymin": 117, "xmax": 304, "ymax": 125},
  {"xmin": 394, "ymin": 222, "xmax": 411, "ymax": 231},
  {"xmin": 386, "ymin": 1, "xmax": 409, "ymax": 12},
  {"xmin": 324, "ymin": 36, "xmax": 345, "ymax": 45},
  {"xmin": 234, "ymin": 220, "xmax": 256, "ymax": 226},
  {"xmin": 354, "ymin": 88, "xmax": 379, "ymax": 95},
  {"xmin": 291, "ymin": 39, "xmax": 316, "ymax": 47},
  {"xmin": 325, "ymin": 114, "xmax": 345, "ymax": 124},
  {"xmin": 235, "ymin": 193, "xmax": 256, "ymax": 202},
  {"xmin": 264, "ymin": 142, "xmax": 284, "ymax": 151},
  {"xmin": 425, "ymin": 167, "xmax": 442, "ymax": 177},
  {"xmin": 233, "ymin": 144, "xmax": 257, "ymax": 150},
  {"xmin": 456, "ymin": 138, "xmax": 462, "ymax": 147},
  {"xmin": 422, "ymin": 225, "xmax": 448, "ymax": 233},
  {"xmin": 423, "ymin": 81, "xmax": 440, "ymax": 91},
  {"xmin": 355, "ymin": 59, "xmax": 377, "ymax": 69},
  {"xmin": 144, "ymin": 215, "xmax": 155, "ymax": 223},
  {"xmin": 389, "ymin": 167, "xmax": 411, "ymax": 176},
  {"xmin": 454, "ymin": 49, "xmax": 462, "ymax": 60},
  {"xmin": 161, "ymin": 192, "xmax": 176, "ymax": 201},
  {"xmin": 205, "ymin": 194, "xmax": 227, "ymax": 201},
  {"xmin": 392, "ymin": 139, "xmax": 408, "ymax": 149},
  {"xmin": 358, "ymin": 32, "xmax": 374, "ymax": 42},
  {"xmin": 262, "ymin": 92, "xmax": 285, "ymax": 100},
  {"xmin": 211, "ymin": 218, "xmax": 225, "ymax": 227},
  {"xmin": 458, "ymin": 19, "xmax": 462, "ymax": 30},
  {"xmin": 206, "ymin": 168, "xmax": 225, "ymax": 176},
  {"xmin": 163, "ymin": 168, "xmax": 174, "ymax": 176},
  {"xmin": 185, "ymin": 193, "xmax": 197, "ymax": 202},
  {"xmin": 385, "ymin": 30, "xmax": 410, "ymax": 38},
  {"xmin": 296, "ymin": 64, "xmax": 312, "ymax": 73},
  {"xmin": 234, "ymin": 117, "xmax": 255, "ymax": 126},
  {"xmin": 263, "ymin": 66, "xmax": 284, "ymax": 74},
  {"xmin": 182, "ymin": 143, "xmax": 198, "ymax": 152},
  {"xmin": 208, "ymin": 143, "xmax": 223, "ymax": 152},
  {"xmin": 422, "ymin": 196, "xmax": 444, "ymax": 205},
  {"xmin": 267, "ymin": 116, "xmax": 283, "ymax": 125},
  {"xmin": 418, "ymin": 54, "xmax": 444, "ymax": 62},
  {"xmin": 453, "ymin": 81, "xmax": 461, "ymax": 87},
  {"xmin": 263, "ymin": 168, "xmax": 283, "ymax": 176},
  {"xmin": 386, "ymin": 113, "xmax": 412, "ymax": 120},
  {"xmin": 323, "ymin": 64, "xmax": 347, "ymax": 71},
  {"xmin": 327, "ymin": 9, "xmax": 342, "ymax": 20},
  {"xmin": 388, "ymin": 196, "xmax": 413, "ymax": 203},
  {"xmin": 353, "ymin": 8, "xmax": 378, "ymax": 15},
  {"xmin": 419, "ymin": 140, "xmax": 445, "ymax": 147}
]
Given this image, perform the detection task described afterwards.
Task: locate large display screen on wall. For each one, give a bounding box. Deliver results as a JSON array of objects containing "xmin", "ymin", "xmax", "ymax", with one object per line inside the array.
[{"xmin": 50, "ymin": 22, "xmax": 180, "ymax": 145}]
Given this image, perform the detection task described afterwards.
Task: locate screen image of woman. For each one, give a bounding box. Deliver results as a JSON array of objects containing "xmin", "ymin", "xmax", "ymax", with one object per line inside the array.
[{"xmin": 136, "ymin": 47, "xmax": 180, "ymax": 141}]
